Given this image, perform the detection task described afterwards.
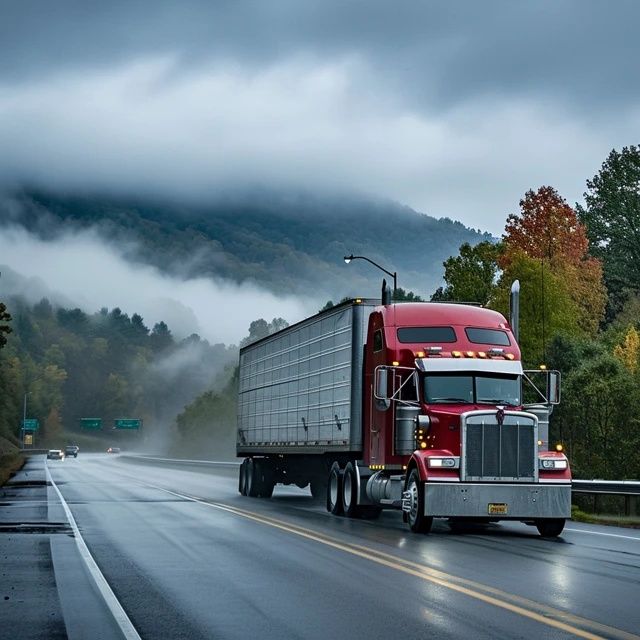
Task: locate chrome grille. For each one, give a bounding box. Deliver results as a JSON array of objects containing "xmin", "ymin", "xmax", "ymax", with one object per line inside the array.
[{"xmin": 462, "ymin": 412, "xmax": 537, "ymax": 482}]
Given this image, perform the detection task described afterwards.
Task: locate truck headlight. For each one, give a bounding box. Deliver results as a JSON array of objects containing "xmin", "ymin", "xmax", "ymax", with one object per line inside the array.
[
  {"xmin": 539, "ymin": 458, "xmax": 568, "ymax": 470},
  {"xmin": 427, "ymin": 457, "xmax": 459, "ymax": 468}
]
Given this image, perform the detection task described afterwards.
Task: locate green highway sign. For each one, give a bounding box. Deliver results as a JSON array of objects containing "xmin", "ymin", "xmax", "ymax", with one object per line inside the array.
[
  {"xmin": 114, "ymin": 419, "xmax": 142, "ymax": 430},
  {"xmin": 81, "ymin": 418, "xmax": 102, "ymax": 430},
  {"xmin": 22, "ymin": 419, "xmax": 39, "ymax": 431}
]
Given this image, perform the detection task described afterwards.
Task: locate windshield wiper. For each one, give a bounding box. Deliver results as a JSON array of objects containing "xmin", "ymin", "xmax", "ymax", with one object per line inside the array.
[
  {"xmin": 477, "ymin": 399, "xmax": 518, "ymax": 406},
  {"xmin": 429, "ymin": 397, "xmax": 468, "ymax": 403}
]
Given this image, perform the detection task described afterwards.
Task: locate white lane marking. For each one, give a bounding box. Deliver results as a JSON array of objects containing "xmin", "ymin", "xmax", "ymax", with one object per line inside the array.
[
  {"xmin": 45, "ymin": 463, "xmax": 142, "ymax": 640},
  {"xmin": 565, "ymin": 527, "xmax": 640, "ymax": 542}
]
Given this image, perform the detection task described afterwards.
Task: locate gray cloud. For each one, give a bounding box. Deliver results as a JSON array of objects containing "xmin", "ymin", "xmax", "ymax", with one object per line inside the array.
[
  {"xmin": 1, "ymin": 1, "xmax": 639, "ymax": 233},
  {"xmin": 0, "ymin": 225, "xmax": 315, "ymax": 344}
]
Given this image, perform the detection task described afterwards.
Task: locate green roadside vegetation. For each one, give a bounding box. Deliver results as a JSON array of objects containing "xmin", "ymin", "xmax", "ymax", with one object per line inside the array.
[
  {"xmin": 571, "ymin": 505, "xmax": 640, "ymax": 529},
  {"xmin": 0, "ymin": 436, "xmax": 24, "ymax": 487}
]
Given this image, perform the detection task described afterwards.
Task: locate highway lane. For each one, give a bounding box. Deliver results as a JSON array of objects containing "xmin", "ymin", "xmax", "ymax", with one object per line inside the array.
[{"xmin": 11, "ymin": 454, "xmax": 640, "ymax": 639}]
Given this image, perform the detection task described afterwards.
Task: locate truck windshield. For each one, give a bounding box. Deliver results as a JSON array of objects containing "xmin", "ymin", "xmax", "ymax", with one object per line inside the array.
[{"xmin": 423, "ymin": 373, "xmax": 521, "ymax": 406}]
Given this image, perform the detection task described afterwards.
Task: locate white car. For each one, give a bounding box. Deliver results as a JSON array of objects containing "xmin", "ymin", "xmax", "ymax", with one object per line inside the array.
[{"xmin": 47, "ymin": 449, "xmax": 64, "ymax": 460}]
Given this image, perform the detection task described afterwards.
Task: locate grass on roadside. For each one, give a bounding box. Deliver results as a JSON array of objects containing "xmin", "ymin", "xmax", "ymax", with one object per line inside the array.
[
  {"xmin": 571, "ymin": 505, "xmax": 640, "ymax": 529},
  {"xmin": 0, "ymin": 453, "xmax": 25, "ymax": 487}
]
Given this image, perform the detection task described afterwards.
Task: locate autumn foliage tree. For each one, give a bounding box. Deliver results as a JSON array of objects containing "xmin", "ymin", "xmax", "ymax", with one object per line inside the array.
[{"xmin": 495, "ymin": 186, "xmax": 606, "ymax": 363}]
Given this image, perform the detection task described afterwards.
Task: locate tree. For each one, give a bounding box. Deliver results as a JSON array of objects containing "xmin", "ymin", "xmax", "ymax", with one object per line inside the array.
[
  {"xmin": 613, "ymin": 326, "xmax": 640, "ymax": 373},
  {"xmin": 0, "ymin": 301, "xmax": 12, "ymax": 348},
  {"xmin": 431, "ymin": 241, "xmax": 500, "ymax": 305},
  {"xmin": 240, "ymin": 318, "xmax": 289, "ymax": 347},
  {"xmin": 577, "ymin": 145, "xmax": 640, "ymax": 318},
  {"xmin": 496, "ymin": 186, "xmax": 606, "ymax": 360}
]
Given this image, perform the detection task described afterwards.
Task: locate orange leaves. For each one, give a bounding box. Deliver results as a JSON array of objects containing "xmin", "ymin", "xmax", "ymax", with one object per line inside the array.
[{"xmin": 502, "ymin": 186, "xmax": 589, "ymax": 267}]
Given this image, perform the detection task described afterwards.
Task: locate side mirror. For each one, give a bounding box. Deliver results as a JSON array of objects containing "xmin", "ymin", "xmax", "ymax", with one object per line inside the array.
[
  {"xmin": 374, "ymin": 367, "xmax": 391, "ymax": 411},
  {"xmin": 547, "ymin": 371, "xmax": 561, "ymax": 405}
]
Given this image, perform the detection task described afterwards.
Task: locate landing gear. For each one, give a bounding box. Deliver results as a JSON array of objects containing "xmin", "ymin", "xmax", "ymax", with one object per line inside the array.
[
  {"xmin": 535, "ymin": 518, "xmax": 565, "ymax": 537},
  {"xmin": 403, "ymin": 469, "xmax": 433, "ymax": 534}
]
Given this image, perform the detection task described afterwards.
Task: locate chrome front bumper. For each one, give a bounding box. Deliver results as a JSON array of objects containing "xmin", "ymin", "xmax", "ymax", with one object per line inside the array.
[{"xmin": 423, "ymin": 482, "xmax": 571, "ymax": 518}]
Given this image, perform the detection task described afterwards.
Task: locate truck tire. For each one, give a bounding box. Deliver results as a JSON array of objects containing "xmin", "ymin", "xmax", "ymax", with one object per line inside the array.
[
  {"xmin": 239, "ymin": 459, "xmax": 247, "ymax": 495},
  {"xmin": 255, "ymin": 459, "xmax": 275, "ymax": 498},
  {"xmin": 342, "ymin": 462, "xmax": 359, "ymax": 518},
  {"xmin": 535, "ymin": 518, "xmax": 565, "ymax": 537},
  {"xmin": 246, "ymin": 458, "xmax": 260, "ymax": 497},
  {"xmin": 327, "ymin": 462, "xmax": 344, "ymax": 515},
  {"xmin": 405, "ymin": 469, "xmax": 433, "ymax": 534}
]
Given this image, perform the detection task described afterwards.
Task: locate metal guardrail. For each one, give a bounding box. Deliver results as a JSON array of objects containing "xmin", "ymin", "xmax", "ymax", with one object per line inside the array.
[
  {"xmin": 572, "ymin": 479, "xmax": 640, "ymax": 496},
  {"xmin": 120, "ymin": 454, "xmax": 240, "ymax": 468}
]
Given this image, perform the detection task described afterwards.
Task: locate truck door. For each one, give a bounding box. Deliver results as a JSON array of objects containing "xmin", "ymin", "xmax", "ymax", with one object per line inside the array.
[{"xmin": 369, "ymin": 329, "xmax": 386, "ymax": 464}]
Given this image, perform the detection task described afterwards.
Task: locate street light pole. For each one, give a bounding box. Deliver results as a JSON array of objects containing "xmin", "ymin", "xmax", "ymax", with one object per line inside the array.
[{"xmin": 343, "ymin": 254, "xmax": 397, "ymax": 299}]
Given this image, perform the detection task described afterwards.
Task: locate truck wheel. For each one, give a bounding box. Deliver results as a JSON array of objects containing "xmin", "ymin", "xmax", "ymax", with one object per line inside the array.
[
  {"xmin": 327, "ymin": 462, "xmax": 344, "ymax": 515},
  {"xmin": 535, "ymin": 518, "xmax": 565, "ymax": 537},
  {"xmin": 342, "ymin": 462, "xmax": 359, "ymax": 518},
  {"xmin": 239, "ymin": 459, "xmax": 247, "ymax": 495},
  {"xmin": 246, "ymin": 458, "xmax": 260, "ymax": 497},
  {"xmin": 405, "ymin": 469, "xmax": 433, "ymax": 534},
  {"xmin": 255, "ymin": 459, "xmax": 275, "ymax": 498}
]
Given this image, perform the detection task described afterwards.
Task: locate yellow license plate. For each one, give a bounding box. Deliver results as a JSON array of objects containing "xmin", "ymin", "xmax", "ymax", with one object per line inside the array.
[{"xmin": 488, "ymin": 503, "xmax": 508, "ymax": 515}]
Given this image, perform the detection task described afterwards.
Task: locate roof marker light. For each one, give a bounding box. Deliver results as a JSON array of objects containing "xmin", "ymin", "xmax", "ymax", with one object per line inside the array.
[
  {"xmin": 505, "ymin": 353, "xmax": 515, "ymax": 360},
  {"xmin": 392, "ymin": 361, "xmax": 400, "ymax": 366},
  {"xmin": 465, "ymin": 351, "xmax": 475, "ymax": 358},
  {"xmin": 452, "ymin": 351, "xmax": 462, "ymax": 358},
  {"xmin": 477, "ymin": 351, "xmax": 487, "ymax": 358},
  {"xmin": 415, "ymin": 351, "xmax": 425, "ymax": 358}
]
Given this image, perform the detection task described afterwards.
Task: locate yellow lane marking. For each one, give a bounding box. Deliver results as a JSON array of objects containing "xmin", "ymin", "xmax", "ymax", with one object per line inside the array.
[{"xmin": 143, "ymin": 484, "xmax": 639, "ymax": 640}]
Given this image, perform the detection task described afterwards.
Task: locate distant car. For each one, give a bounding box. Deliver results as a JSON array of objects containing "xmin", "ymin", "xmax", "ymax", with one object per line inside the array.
[
  {"xmin": 106, "ymin": 447, "xmax": 121, "ymax": 454},
  {"xmin": 47, "ymin": 449, "xmax": 64, "ymax": 460},
  {"xmin": 65, "ymin": 445, "xmax": 79, "ymax": 458}
]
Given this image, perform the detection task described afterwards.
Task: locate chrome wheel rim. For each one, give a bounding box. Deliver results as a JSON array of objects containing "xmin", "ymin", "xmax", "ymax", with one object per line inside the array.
[{"xmin": 343, "ymin": 471, "xmax": 352, "ymax": 509}]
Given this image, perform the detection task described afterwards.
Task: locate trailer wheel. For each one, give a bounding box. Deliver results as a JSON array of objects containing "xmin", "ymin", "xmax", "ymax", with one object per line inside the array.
[
  {"xmin": 239, "ymin": 458, "xmax": 248, "ymax": 496},
  {"xmin": 327, "ymin": 462, "xmax": 344, "ymax": 515},
  {"xmin": 255, "ymin": 459, "xmax": 275, "ymax": 498},
  {"xmin": 342, "ymin": 462, "xmax": 359, "ymax": 518},
  {"xmin": 535, "ymin": 518, "xmax": 565, "ymax": 538},
  {"xmin": 246, "ymin": 458, "xmax": 260, "ymax": 497},
  {"xmin": 405, "ymin": 469, "xmax": 433, "ymax": 534}
]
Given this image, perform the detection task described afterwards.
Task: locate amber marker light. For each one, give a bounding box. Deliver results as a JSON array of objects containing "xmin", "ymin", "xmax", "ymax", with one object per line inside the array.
[
  {"xmin": 420, "ymin": 442, "xmax": 427, "ymax": 449},
  {"xmin": 540, "ymin": 364, "xmax": 547, "ymax": 370},
  {"xmin": 477, "ymin": 351, "xmax": 487, "ymax": 358},
  {"xmin": 465, "ymin": 351, "xmax": 475, "ymax": 358},
  {"xmin": 505, "ymin": 353, "xmax": 515, "ymax": 360},
  {"xmin": 415, "ymin": 351, "xmax": 425, "ymax": 358},
  {"xmin": 392, "ymin": 360, "xmax": 400, "ymax": 366},
  {"xmin": 452, "ymin": 351, "xmax": 462, "ymax": 358},
  {"xmin": 555, "ymin": 443, "xmax": 564, "ymax": 452}
]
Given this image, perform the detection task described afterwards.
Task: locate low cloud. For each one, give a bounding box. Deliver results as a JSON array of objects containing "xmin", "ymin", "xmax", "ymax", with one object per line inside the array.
[
  {"xmin": 1, "ymin": 56, "xmax": 638, "ymax": 234},
  {"xmin": 0, "ymin": 224, "xmax": 314, "ymax": 344}
]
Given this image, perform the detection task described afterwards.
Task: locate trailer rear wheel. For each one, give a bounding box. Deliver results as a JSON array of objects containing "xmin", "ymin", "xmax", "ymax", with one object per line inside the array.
[
  {"xmin": 239, "ymin": 459, "xmax": 248, "ymax": 496},
  {"xmin": 246, "ymin": 458, "xmax": 260, "ymax": 497},
  {"xmin": 535, "ymin": 518, "xmax": 565, "ymax": 537},
  {"xmin": 342, "ymin": 462, "xmax": 359, "ymax": 518},
  {"xmin": 405, "ymin": 469, "xmax": 433, "ymax": 534},
  {"xmin": 327, "ymin": 462, "xmax": 344, "ymax": 515}
]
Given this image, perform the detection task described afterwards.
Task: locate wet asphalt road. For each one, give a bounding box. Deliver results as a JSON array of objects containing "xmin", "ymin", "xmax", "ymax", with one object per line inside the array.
[{"xmin": 2, "ymin": 454, "xmax": 640, "ymax": 640}]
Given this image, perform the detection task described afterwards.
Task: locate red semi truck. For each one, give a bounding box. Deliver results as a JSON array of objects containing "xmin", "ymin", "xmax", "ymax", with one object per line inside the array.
[{"xmin": 237, "ymin": 287, "xmax": 571, "ymax": 536}]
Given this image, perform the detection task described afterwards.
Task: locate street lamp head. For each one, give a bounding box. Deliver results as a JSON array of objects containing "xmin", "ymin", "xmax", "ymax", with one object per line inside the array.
[{"xmin": 344, "ymin": 255, "xmax": 354, "ymax": 264}]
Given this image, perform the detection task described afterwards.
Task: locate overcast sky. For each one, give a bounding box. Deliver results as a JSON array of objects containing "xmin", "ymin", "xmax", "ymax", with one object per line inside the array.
[{"xmin": 1, "ymin": 1, "xmax": 638, "ymax": 235}]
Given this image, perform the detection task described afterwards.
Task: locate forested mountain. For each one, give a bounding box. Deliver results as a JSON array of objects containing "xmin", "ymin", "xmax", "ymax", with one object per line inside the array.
[
  {"xmin": 1, "ymin": 189, "xmax": 490, "ymax": 298},
  {"xmin": 0, "ymin": 295, "xmax": 237, "ymax": 454}
]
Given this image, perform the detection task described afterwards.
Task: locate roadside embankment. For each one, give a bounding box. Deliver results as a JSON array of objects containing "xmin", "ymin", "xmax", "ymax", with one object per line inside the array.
[{"xmin": 0, "ymin": 436, "xmax": 25, "ymax": 487}]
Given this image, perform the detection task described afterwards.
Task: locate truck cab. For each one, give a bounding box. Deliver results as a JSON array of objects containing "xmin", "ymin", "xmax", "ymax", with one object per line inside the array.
[{"xmin": 361, "ymin": 302, "xmax": 570, "ymax": 536}]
